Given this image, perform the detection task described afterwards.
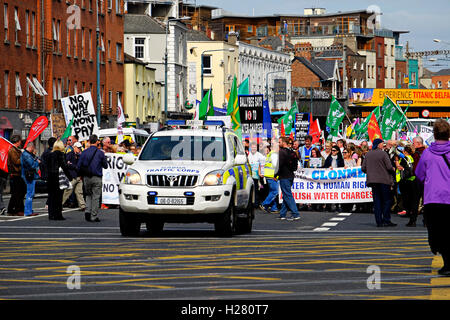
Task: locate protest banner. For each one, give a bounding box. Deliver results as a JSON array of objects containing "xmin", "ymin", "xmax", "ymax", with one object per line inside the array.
[
  {"xmin": 294, "ymin": 113, "xmax": 310, "ymax": 144},
  {"xmin": 61, "ymin": 92, "xmax": 99, "ymax": 141},
  {"xmin": 239, "ymin": 94, "xmax": 264, "ymax": 136},
  {"xmin": 51, "ymin": 114, "xmax": 67, "ymax": 138},
  {"xmin": 102, "ymin": 153, "xmax": 129, "ymax": 205},
  {"xmin": 282, "ymin": 167, "xmax": 373, "ymax": 204}
]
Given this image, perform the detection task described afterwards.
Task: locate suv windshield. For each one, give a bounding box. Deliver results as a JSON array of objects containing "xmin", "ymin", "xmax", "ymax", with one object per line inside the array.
[{"xmin": 140, "ymin": 135, "xmax": 226, "ymax": 162}]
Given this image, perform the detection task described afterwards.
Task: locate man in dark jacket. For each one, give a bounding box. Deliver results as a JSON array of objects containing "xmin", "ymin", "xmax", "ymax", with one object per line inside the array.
[
  {"xmin": 7, "ymin": 135, "xmax": 25, "ymax": 216},
  {"xmin": 362, "ymin": 138, "xmax": 396, "ymax": 227},
  {"xmin": 77, "ymin": 135, "xmax": 108, "ymax": 222},
  {"xmin": 278, "ymin": 137, "xmax": 300, "ymax": 221},
  {"xmin": 62, "ymin": 142, "xmax": 86, "ymax": 210}
]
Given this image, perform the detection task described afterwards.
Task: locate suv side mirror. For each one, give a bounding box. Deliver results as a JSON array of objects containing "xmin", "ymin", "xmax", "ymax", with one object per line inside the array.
[
  {"xmin": 123, "ymin": 153, "xmax": 136, "ymax": 165},
  {"xmin": 234, "ymin": 154, "xmax": 247, "ymax": 166}
]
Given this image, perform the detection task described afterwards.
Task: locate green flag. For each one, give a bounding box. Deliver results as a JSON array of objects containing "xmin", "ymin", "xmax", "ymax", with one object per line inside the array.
[
  {"xmin": 326, "ymin": 95, "xmax": 346, "ymax": 131},
  {"xmin": 278, "ymin": 101, "xmax": 298, "ymax": 136},
  {"xmin": 227, "ymin": 76, "xmax": 241, "ymax": 138},
  {"xmin": 61, "ymin": 117, "xmax": 74, "ymax": 140},
  {"xmin": 238, "ymin": 77, "xmax": 249, "ymax": 95},
  {"xmin": 199, "ymin": 87, "xmax": 214, "ymax": 120},
  {"xmin": 380, "ymin": 96, "xmax": 406, "ymax": 140}
]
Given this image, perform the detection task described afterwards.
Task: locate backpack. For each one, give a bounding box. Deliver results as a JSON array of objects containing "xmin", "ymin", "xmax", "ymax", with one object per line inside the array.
[{"xmin": 287, "ymin": 149, "xmax": 299, "ymax": 172}]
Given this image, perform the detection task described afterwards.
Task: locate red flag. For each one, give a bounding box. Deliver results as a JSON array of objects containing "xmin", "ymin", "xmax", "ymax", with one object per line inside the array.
[
  {"xmin": 0, "ymin": 137, "xmax": 13, "ymax": 173},
  {"xmin": 24, "ymin": 116, "xmax": 49, "ymax": 148},
  {"xmin": 368, "ymin": 112, "xmax": 382, "ymax": 142},
  {"xmin": 309, "ymin": 119, "xmax": 321, "ymax": 144},
  {"xmin": 281, "ymin": 119, "xmax": 286, "ymax": 137}
]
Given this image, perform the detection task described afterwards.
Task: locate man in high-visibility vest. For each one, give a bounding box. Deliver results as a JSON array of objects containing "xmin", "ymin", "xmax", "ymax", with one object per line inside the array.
[{"xmin": 259, "ymin": 138, "xmax": 279, "ymax": 214}]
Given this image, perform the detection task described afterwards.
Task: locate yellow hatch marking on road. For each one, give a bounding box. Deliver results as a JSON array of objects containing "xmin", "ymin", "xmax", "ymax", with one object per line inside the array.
[
  {"xmin": 34, "ymin": 262, "xmax": 159, "ymax": 271},
  {"xmin": 126, "ymin": 284, "xmax": 174, "ymax": 289},
  {"xmin": 221, "ymin": 276, "xmax": 281, "ymax": 281},
  {"xmin": 430, "ymin": 256, "xmax": 450, "ymax": 300},
  {"xmin": 0, "ymin": 279, "xmax": 67, "ymax": 285},
  {"xmin": 207, "ymin": 288, "xmax": 293, "ymax": 294}
]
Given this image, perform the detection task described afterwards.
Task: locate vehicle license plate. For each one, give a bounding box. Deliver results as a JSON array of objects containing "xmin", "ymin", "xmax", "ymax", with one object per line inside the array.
[{"xmin": 155, "ymin": 197, "xmax": 187, "ymax": 205}]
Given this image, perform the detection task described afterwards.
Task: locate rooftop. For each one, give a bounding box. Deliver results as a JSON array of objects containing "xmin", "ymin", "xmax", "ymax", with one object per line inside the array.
[{"xmin": 124, "ymin": 14, "xmax": 165, "ymax": 34}]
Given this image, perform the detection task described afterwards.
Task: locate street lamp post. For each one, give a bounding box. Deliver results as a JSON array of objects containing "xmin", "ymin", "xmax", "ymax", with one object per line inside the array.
[
  {"xmin": 200, "ymin": 48, "xmax": 235, "ymax": 100},
  {"xmin": 164, "ymin": 16, "xmax": 190, "ymax": 125},
  {"xmin": 96, "ymin": 0, "xmax": 101, "ymax": 126}
]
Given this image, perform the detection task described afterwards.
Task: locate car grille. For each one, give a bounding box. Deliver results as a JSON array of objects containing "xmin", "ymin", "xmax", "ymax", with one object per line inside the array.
[{"xmin": 146, "ymin": 175, "xmax": 199, "ymax": 187}]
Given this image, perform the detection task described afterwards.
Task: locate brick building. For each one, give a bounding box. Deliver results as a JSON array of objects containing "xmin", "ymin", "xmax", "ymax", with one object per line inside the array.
[
  {"xmin": 431, "ymin": 68, "xmax": 450, "ymax": 89},
  {"xmin": 0, "ymin": 0, "xmax": 124, "ymax": 143}
]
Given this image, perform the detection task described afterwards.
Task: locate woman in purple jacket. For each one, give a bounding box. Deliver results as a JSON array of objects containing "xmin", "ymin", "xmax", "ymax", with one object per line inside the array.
[{"xmin": 415, "ymin": 119, "xmax": 450, "ymax": 276}]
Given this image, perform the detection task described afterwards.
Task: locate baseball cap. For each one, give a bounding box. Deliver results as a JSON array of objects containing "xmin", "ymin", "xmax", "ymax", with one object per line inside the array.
[{"xmin": 74, "ymin": 142, "xmax": 82, "ymax": 148}]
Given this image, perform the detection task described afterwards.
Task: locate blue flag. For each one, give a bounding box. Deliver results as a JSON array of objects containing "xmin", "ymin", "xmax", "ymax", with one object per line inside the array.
[{"xmin": 263, "ymin": 100, "xmax": 272, "ymax": 138}]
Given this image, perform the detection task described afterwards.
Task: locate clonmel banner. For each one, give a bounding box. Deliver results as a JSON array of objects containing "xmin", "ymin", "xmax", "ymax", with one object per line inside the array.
[{"xmin": 348, "ymin": 88, "xmax": 450, "ymax": 107}]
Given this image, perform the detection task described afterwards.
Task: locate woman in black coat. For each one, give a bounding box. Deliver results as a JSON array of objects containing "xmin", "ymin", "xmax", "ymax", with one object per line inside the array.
[
  {"xmin": 323, "ymin": 146, "xmax": 345, "ymax": 169},
  {"xmin": 322, "ymin": 145, "xmax": 345, "ymax": 212},
  {"xmin": 46, "ymin": 140, "xmax": 71, "ymax": 220}
]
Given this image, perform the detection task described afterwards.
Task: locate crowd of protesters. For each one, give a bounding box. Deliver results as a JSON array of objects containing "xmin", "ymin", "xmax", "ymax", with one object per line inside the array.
[
  {"xmin": 0, "ymin": 133, "xmax": 141, "ymax": 221},
  {"xmin": 246, "ymin": 119, "xmax": 449, "ymax": 232}
]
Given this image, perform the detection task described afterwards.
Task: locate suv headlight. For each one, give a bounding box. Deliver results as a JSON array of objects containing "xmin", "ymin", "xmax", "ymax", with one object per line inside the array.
[
  {"xmin": 202, "ymin": 170, "xmax": 224, "ymax": 186},
  {"xmin": 124, "ymin": 169, "xmax": 142, "ymax": 185}
]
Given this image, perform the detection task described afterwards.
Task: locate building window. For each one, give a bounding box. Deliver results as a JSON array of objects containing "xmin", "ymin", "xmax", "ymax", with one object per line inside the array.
[
  {"xmin": 88, "ymin": 29, "xmax": 92, "ymax": 60},
  {"xmin": 107, "ymin": 40, "xmax": 111, "ymax": 61},
  {"xmin": 31, "ymin": 11, "xmax": 36, "ymax": 47},
  {"xmin": 25, "ymin": 10, "xmax": 29, "ymax": 45},
  {"xmin": 437, "ymin": 81, "xmax": 442, "ymax": 89},
  {"xmin": 391, "ymin": 67, "xmax": 394, "ymax": 79},
  {"xmin": 134, "ymin": 37, "xmax": 144, "ymax": 59},
  {"xmin": 108, "ymin": 90, "xmax": 112, "ymax": 111},
  {"xmin": 202, "ymin": 55, "xmax": 212, "ymax": 75},
  {"xmin": 247, "ymin": 26, "xmax": 253, "ymax": 33},
  {"xmin": 116, "ymin": 42, "xmax": 122, "ymax": 62},
  {"xmin": 14, "ymin": 7, "xmax": 20, "ymax": 44},
  {"xmin": 377, "ymin": 66, "xmax": 382, "ymax": 81},
  {"xmin": 447, "ymin": 80, "xmax": 450, "ymax": 89},
  {"xmin": 15, "ymin": 73, "xmax": 22, "ymax": 108},
  {"xmin": 353, "ymin": 62, "xmax": 357, "ymax": 70},
  {"xmin": 4, "ymin": 4, "xmax": 8, "ymax": 42},
  {"xmin": 391, "ymin": 45, "xmax": 394, "ymax": 57},
  {"xmin": 81, "ymin": 27, "xmax": 85, "ymax": 59},
  {"xmin": 73, "ymin": 29, "xmax": 77, "ymax": 57},
  {"xmin": 4, "ymin": 71, "xmax": 9, "ymax": 108},
  {"xmin": 411, "ymin": 72, "xmax": 417, "ymax": 85},
  {"xmin": 116, "ymin": 0, "xmax": 122, "ymax": 14},
  {"xmin": 107, "ymin": 0, "xmax": 112, "ymax": 11},
  {"xmin": 66, "ymin": 26, "xmax": 71, "ymax": 56},
  {"xmin": 360, "ymin": 79, "xmax": 364, "ymax": 88}
]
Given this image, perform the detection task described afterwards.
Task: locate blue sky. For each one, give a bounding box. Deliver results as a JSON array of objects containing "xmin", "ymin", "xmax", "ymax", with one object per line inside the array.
[{"xmin": 197, "ymin": 0, "xmax": 450, "ymax": 70}]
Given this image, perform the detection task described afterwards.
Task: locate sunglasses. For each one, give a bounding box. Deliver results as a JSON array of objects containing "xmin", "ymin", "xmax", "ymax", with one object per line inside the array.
[{"xmin": 332, "ymin": 149, "xmax": 339, "ymax": 152}]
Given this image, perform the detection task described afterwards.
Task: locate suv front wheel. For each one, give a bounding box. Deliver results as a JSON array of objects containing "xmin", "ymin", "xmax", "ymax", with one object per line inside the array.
[{"xmin": 215, "ymin": 190, "xmax": 237, "ymax": 237}]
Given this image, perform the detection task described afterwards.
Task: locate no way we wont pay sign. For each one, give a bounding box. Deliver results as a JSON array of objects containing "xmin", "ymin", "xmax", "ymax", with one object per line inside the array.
[{"xmin": 61, "ymin": 92, "xmax": 99, "ymax": 141}]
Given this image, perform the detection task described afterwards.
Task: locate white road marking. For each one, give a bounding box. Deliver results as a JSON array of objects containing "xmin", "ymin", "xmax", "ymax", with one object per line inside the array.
[
  {"xmin": 313, "ymin": 227, "xmax": 330, "ymax": 232},
  {"xmin": 338, "ymin": 212, "xmax": 353, "ymax": 216},
  {"xmin": 321, "ymin": 222, "xmax": 339, "ymax": 227}
]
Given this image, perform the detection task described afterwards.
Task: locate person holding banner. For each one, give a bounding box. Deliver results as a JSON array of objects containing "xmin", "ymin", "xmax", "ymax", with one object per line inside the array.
[
  {"xmin": 415, "ymin": 119, "xmax": 450, "ymax": 276},
  {"xmin": 278, "ymin": 137, "xmax": 301, "ymax": 221},
  {"xmin": 259, "ymin": 140, "xmax": 280, "ymax": 214},
  {"xmin": 362, "ymin": 138, "xmax": 397, "ymax": 228},
  {"xmin": 0, "ymin": 169, "xmax": 6, "ymax": 215},
  {"xmin": 7, "ymin": 135, "xmax": 26, "ymax": 216},
  {"xmin": 323, "ymin": 146, "xmax": 345, "ymax": 212}
]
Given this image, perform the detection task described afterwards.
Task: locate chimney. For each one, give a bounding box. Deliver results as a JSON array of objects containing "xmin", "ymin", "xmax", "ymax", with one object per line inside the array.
[
  {"xmin": 295, "ymin": 43, "xmax": 313, "ymax": 61},
  {"xmin": 228, "ymin": 32, "xmax": 238, "ymax": 45}
]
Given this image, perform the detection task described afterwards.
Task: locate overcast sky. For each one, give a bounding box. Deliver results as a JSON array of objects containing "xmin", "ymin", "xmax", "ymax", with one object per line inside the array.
[{"xmin": 197, "ymin": 0, "xmax": 450, "ymax": 70}]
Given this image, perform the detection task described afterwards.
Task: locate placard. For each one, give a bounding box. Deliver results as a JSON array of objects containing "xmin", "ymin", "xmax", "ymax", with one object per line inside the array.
[
  {"xmin": 102, "ymin": 153, "xmax": 129, "ymax": 205},
  {"xmin": 273, "ymin": 79, "xmax": 286, "ymax": 102},
  {"xmin": 61, "ymin": 92, "xmax": 99, "ymax": 141},
  {"xmin": 294, "ymin": 113, "xmax": 310, "ymax": 144},
  {"xmin": 239, "ymin": 94, "xmax": 264, "ymax": 135},
  {"xmin": 51, "ymin": 113, "xmax": 67, "ymax": 138}
]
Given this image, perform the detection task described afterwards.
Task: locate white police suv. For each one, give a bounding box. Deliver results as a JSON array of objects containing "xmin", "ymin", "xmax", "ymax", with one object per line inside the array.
[{"xmin": 119, "ymin": 120, "xmax": 255, "ymax": 237}]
